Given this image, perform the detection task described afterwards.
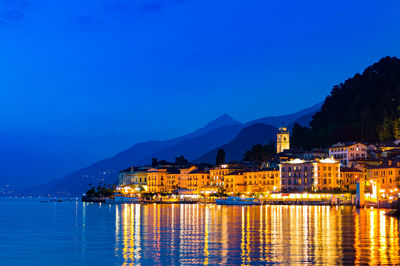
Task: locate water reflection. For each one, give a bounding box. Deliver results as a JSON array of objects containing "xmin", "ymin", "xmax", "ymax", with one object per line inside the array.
[
  {"xmin": 114, "ymin": 204, "xmax": 400, "ymax": 265},
  {"xmin": 354, "ymin": 208, "xmax": 400, "ymax": 264}
]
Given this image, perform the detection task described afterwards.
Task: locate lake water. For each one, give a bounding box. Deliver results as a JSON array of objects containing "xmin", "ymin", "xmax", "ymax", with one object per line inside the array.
[{"xmin": 0, "ymin": 198, "xmax": 399, "ymax": 265}]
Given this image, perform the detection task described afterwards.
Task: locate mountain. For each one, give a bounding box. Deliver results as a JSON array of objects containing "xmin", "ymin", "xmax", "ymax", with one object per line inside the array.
[
  {"xmin": 195, "ymin": 124, "xmax": 278, "ymax": 163},
  {"xmin": 25, "ymin": 102, "xmax": 321, "ymax": 195},
  {"xmin": 135, "ymin": 124, "xmax": 244, "ymax": 165},
  {"xmin": 245, "ymin": 102, "xmax": 322, "ymax": 128},
  {"xmin": 27, "ymin": 114, "xmax": 243, "ymax": 195},
  {"xmin": 292, "ymin": 56, "xmax": 400, "ymax": 149}
]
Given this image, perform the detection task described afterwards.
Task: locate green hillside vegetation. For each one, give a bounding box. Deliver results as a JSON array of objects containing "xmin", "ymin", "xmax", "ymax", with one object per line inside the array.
[{"xmin": 292, "ymin": 56, "xmax": 400, "ymax": 149}]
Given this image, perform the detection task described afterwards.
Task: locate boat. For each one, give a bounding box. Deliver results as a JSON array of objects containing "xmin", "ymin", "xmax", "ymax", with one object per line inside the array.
[
  {"xmin": 215, "ymin": 196, "xmax": 261, "ymax": 205},
  {"xmin": 105, "ymin": 196, "xmax": 141, "ymax": 204}
]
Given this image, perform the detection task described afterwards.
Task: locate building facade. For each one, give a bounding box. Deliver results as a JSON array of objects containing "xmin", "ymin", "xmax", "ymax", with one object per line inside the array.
[
  {"xmin": 118, "ymin": 167, "xmax": 149, "ymax": 187},
  {"xmin": 224, "ymin": 168, "xmax": 280, "ymax": 194},
  {"xmin": 147, "ymin": 168, "xmax": 168, "ymax": 193},
  {"xmin": 329, "ymin": 142, "xmax": 367, "ymax": 166},
  {"xmin": 366, "ymin": 161, "xmax": 400, "ymax": 193},
  {"xmin": 340, "ymin": 167, "xmax": 364, "ymax": 191},
  {"xmin": 280, "ymin": 158, "xmax": 340, "ymax": 192},
  {"xmin": 188, "ymin": 169, "xmax": 210, "ymax": 193}
]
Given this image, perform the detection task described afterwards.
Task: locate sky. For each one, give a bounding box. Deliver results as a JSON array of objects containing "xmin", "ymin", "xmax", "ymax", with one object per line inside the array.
[{"xmin": 1, "ymin": 0, "xmax": 400, "ymax": 188}]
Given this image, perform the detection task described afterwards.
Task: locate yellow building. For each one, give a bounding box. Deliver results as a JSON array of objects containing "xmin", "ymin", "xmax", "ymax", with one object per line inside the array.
[
  {"xmin": 340, "ymin": 167, "xmax": 364, "ymax": 191},
  {"xmin": 224, "ymin": 169, "xmax": 280, "ymax": 194},
  {"xmin": 209, "ymin": 164, "xmax": 242, "ymax": 189},
  {"xmin": 224, "ymin": 170, "xmax": 246, "ymax": 193},
  {"xmin": 166, "ymin": 171, "xmax": 180, "ymax": 193},
  {"xmin": 315, "ymin": 159, "xmax": 341, "ymax": 191},
  {"xmin": 244, "ymin": 169, "xmax": 280, "ymax": 193},
  {"xmin": 178, "ymin": 166, "xmax": 197, "ymax": 189},
  {"xmin": 188, "ymin": 169, "xmax": 210, "ymax": 193},
  {"xmin": 366, "ymin": 160, "xmax": 400, "ymax": 196},
  {"xmin": 277, "ymin": 126, "xmax": 290, "ymax": 154},
  {"xmin": 147, "ymin": 168, "xmax": 169, "ymax": 193}
]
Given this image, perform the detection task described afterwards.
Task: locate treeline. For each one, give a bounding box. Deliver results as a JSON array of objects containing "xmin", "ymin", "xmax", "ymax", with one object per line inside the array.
[
  {"xmin": 292, "ymin": 56, "xmax": 400, "ymax": 149},
  {"xmin": 243, "ymin": 143, "xmax": 275, "ymax": 162}
]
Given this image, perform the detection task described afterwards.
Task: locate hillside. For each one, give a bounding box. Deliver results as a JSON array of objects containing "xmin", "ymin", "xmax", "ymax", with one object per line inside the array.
[
  {"xmin": 25, "ymin": 103, "xmax": 320, "ymax": 195},
  {"xmin": 246, "ymin": 102, "xmax": 322, "ymax": 128},
  {"xmin": 26, "ymin": 115, "xmax": 243, "ymax": 195},
  {"xmin": 195, "ymin": 124, "xmax": 278, "ymax": 163},
  {"xmin": 292, "ymin": 56, "xmax": 400, "ymax": 149}
]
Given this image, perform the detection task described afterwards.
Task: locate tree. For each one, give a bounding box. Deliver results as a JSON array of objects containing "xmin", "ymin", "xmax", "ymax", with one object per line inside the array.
[
  {"xmin": 216, "ymin": 149, "xmax": 226, "ymax": 165},
  {"xmin": 377, "ymin": 117, "xmax": 393, "ymax": 141},
  {"xmin": 292, "ymin": 57, "xmax": 400, "ymax": 148},
  {"xmin": 151, "ymin": 158, "xmax": 158, "ymax": 167},
  {"xmin": 175, "ymin": 155, "xmax": 189, "ymax": 165},
  {"xmin": 243, "ymin": 143, "xmax": 275, "ymax": 162},
  {"xmin": 393, "ymin": 118, "xmax": 400, "ymax": 140}
]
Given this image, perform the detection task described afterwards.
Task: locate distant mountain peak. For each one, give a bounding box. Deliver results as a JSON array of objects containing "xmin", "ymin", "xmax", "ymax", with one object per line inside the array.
[{"xmin": 203, "ymin": 114, "xmax": 242, "ymax": 130}]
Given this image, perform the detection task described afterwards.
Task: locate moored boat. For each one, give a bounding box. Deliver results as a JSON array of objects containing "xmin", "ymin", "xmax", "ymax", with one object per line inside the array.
[
  {"xmin": 215, "ymin": 196, "xmax": 261, "ymax": 205},
  {"xmin": 105, "ymin": 196, "xmax": 141, "ymax": 204}
]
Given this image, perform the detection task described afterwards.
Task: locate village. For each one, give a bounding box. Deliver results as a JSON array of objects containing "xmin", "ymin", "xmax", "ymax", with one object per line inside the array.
[{"xmin": 85, "ymin": 125, "xmax": 400, "ymax": 208}]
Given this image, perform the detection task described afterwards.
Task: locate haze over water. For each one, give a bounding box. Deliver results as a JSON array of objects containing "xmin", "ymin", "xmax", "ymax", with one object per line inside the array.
[{"xmin": 0, "ymin": 199, "xmax": 399, "ymax": 265}]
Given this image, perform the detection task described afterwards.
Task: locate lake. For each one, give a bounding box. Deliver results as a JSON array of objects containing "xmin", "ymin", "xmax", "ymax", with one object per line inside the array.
[{"xmin": 0, "ymin": 198, "xmax": 399, "ymax": 265}]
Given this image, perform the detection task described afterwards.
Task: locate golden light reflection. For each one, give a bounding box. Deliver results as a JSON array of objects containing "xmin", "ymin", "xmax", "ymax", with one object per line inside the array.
[
  {"xmin": 113, "ymin": 204, "xmax": 400, "ymax": 265},
  {"xmin": 354, "ymin": 208, "xmax": 400, "ymax": 265},
  {"xmin": 203, "ymin": 207, "xmax": 209, "ymax": 265}
]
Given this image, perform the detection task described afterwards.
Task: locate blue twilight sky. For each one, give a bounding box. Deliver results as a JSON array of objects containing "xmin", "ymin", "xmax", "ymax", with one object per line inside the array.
[{"xmin": 1, "ymin": 0, "xmax": 400, "ymax": 187}]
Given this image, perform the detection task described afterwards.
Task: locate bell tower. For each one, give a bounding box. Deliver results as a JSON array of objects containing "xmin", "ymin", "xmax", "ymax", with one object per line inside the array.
[{"xmin": 277, "ymin": 125, "xmax": 290, "ymax": 154}]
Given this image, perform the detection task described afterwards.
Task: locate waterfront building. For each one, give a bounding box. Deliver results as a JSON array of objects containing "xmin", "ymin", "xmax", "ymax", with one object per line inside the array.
[
  {"xmin": 329, "ymin": 142, "xmax": 367, "ymax": 166},
  {"xmin": 147, "ymin": 168, "xmax": 168, "ymax": 193},
  {"xmin": 340, "ymin": 167, "xmax": 365, "ymax": 191},
  {"xmin": 210, "ymin": 164, "xmax": 242, "ymax": 189},
  {"xmin": 279, "ymin": 158, "xmax": 340, "ymax": 192},
  {"xmin": 165, "ymin": 170, "xmax": 180, "ymax": 192},
  {"xmin": 224, "ymin": 170, "xmax": 246, "ymax": 193},
  {"xmin": 276, "ymin": 126, "xmax": 290, "ymax": 154},
  {"xmin": 224, "ymin": 168, "xmax": 280, "ymax": 194},
  {"xmin": 118, "ymin": 167, "xmax": 149, "ymax": 187},
  {"xmin": 188, "ymin": 169, "xmax": 210, "ymax": 193},
  {"xmin": 243, "ymin": 169, "xmax": 280, "ymax": 193},
  {"xmin": 366, "ymin": 160, "xmax": 400, "ymax": 197},
  {"xmin": 178, "ymin": 166, "xmax": 197, "ymax": 189}
]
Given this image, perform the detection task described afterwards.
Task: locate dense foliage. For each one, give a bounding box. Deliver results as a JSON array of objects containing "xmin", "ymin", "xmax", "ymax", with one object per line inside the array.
[
  {"xmin": 216, "ymin": 149, "xmax": 226, "ymax": 165},
  {"xmin": 292, "ymin": 56, "xmax": 400, "ymax": 149},
  {"xmin": 243, "ymin": 143, "xmax": 275, "ymax": 162},
  {"xmin": 174, "ymin": 155, "xmax": 189, "ymax": 165},
  {"xmin": 86, "ymin": 185, "xmax": 115, "ymax": 197}
]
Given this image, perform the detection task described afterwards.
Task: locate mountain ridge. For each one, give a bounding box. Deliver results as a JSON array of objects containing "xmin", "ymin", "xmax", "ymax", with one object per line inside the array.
[{"xmin": 24, "ymin": 103, "xmax": 320, "ymax": 195}]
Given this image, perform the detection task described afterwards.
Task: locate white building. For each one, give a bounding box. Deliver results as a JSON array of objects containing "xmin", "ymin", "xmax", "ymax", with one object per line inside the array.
[{"xmin": 328, "ymin": 142, "xmax": 367, "ymax": 166}]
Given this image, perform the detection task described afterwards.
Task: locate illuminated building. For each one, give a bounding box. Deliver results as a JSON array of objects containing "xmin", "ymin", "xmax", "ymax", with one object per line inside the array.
[
  {"xmin": 178, "ymin": 166, "xmax": 197, "ymax": 189},
  {"xmin": 147, "ymin": 168, "xmax": 170, "ymax": 193},
  {"xmin": 225, "ymin": 168, "xmax": 280, "ymax": 193},
  {"xmin": 276, "ymin": 126, "xmax": 290, "ymax": 154},
  {"xmin": 340, "ymin": 167, "xmax": 365, "ymax": 191},
  {"xmin": 209, "ymin": 164, "xmax": 242, "ymax": 189},
  {"xmin": 366, "ymin": 160, "xmax": 400, "ymax": 200},
  {"xmin": 118, "ymin": 167, "xmax": 149, "ymax": 187},
  {"xmin": 166, "ymin": 170, "xmax": 180, "ymax": 192},
  {"xmin": 329, "ymin": 142, "xmax": 367, "ymax": 166},
  {"xmin": 280, "ymin": 158, "xmax": 340, "ymax": 192},
  {"xmin": 188, "ymin": 169, "xmax": 211, "ymax": 193}
]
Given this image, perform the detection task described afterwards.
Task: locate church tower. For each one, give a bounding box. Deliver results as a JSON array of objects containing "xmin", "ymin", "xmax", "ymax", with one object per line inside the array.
[{"xmin": 277, "ymin": 126, "xmax": 290, "ymax": 154}]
